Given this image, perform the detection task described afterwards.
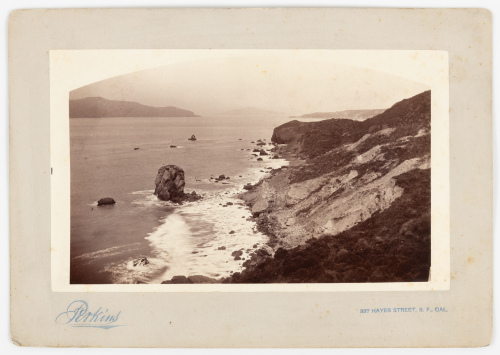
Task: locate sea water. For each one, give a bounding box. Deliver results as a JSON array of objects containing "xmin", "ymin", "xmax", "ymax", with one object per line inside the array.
[{"xmin": 70, "ymin": 116, "xmax": 294, "ymax": 284}]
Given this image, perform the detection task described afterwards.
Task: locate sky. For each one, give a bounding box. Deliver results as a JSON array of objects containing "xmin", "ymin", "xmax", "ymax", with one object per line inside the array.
[{"xmin": 69, "ymin": 52, "xmax": 430, "ymax": 116}]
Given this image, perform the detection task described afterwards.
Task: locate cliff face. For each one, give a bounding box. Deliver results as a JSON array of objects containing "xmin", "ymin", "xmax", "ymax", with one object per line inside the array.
[
  {"xmin": 69, "ymin": 97, "xmax": 199, "ymax": 118},
  {"xmin": 228, "ymin": 90, "xmax": 431, "ymax": 283}
]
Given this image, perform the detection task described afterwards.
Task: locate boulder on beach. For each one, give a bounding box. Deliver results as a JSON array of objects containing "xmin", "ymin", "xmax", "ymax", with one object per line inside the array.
[
  {"xmin": 259, "ymin": 149, "xmax": 269, "ymax": 156},
  {"xmin": 257, "ymin": 142, "xmax": 266, "ymax": 146},
  {"xmin": 187, "ymin": 275, "xmax": 219, "ymax": 284},
  {"xmin": 134, "ymin": 147, "xmax": 140, "ymax": 150},
  {"xmin": 231, "ymin": 250, "xmax": 243, "ymax": 257},
  {"xmin": 170, "ymin": 145, "xmax": 177, "ymax": 148},
  {"xmin": 243, "ymin": 183, "xmax": 253, "ymax": 190},
  {"xmin": 97, "ymin": 197, "xmax": 116, "ymax": 206},
  {"xmin": 188, "ymin": 135, "xmax": 197, "ymax": 141},
  {"xmin": 161, "ymin": 275, "xmax": 219, "ymax": 284},
  {"xmin": 161, "ymin": 275, "xmax": 192, "ymax": 284},
  {"xmin": 257, "ymin": 158, "xmax": 263, "ymax": 161}
]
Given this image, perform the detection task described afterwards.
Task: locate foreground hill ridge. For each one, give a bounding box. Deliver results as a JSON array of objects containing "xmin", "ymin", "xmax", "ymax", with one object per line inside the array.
[
  {"xmin": 224, "ymin": 90, "xmax": 431, "ymax": 283},
  {"xmin": 69, "ymin": 97, "xmax": 199, "ymax": 118},
  {"xmin": 289, "ymin": 108, "xmax": 386, "ymax": 120}
]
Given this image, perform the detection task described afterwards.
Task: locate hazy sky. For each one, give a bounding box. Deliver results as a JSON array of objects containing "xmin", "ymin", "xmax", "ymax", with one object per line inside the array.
[{"xmin": 69, "ymin": 54, "xmax": 430, "ymax": 116}]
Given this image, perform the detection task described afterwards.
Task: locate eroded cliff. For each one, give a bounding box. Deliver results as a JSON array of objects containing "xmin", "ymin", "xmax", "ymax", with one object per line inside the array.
[{"xmin": 227, "ymin": 90, "xmax": 431, "ymax": 283}]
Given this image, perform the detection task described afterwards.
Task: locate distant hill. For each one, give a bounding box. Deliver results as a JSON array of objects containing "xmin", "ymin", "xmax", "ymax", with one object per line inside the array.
[
  {"xmin": 69, "ymin": 97, "xmax": 199, "ymax": 118},
  {"xmin": 289, "ymin": 109, "xmax": 386, "ymax": 121},
  {"xmin": 216, "ymin": 107, "xmax": 285, "ymax": 117}
]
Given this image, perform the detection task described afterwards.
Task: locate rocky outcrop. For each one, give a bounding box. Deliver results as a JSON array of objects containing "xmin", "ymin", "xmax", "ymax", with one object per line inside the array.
[
  {"xmin": 154, "ymin": 165, "xmax": 202, "ymax": 203},
  {"xmin": 161, "ymin": 275, "xmax": 219, "ymax": 284},
  {"xmin": 97, "ymin": 197, "xmax": 116, "ymax": 206},
  {"xmin": 251, "ymin": 199, "xmax": 269, "ymax": 216},
  {"xmin": 230, "ymin": 90, "xmax": 431, "ymax": 283},
  {"xmin": 154, "ymin": 165, "xmax": 186, "ymax": 202},
  {"xmin": 133, "ymin": 256, "xmax": 149, "ymax": 267}
]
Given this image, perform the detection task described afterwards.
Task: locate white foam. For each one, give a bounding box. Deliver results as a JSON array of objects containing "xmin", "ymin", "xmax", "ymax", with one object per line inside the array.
[
  {"xmin": 109, "ymin": 155, "xmax": 291, "ymax": 283},
  {"xmin": 73, "ymin": 242, "xmax": 143, "ymax": 264}
]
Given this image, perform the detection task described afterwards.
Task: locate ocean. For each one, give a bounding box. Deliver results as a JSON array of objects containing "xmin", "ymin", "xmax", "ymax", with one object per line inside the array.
[{"xmin": 69, "ymin": 115, "xmax": 296, "ymax": 284}]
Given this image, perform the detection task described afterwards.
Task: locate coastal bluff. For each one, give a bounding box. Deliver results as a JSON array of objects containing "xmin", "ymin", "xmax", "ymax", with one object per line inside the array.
[
  {"xmin": 154, "ymin": 165, "xmax": 202, "ymax": 203},
  {"xmin": 226, "ymin": 90, "xmax": 431, "ymax": 284}
]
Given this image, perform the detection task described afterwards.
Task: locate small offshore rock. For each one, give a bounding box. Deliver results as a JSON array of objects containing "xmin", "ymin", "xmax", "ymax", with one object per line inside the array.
[
  {"xmin": 133, "ymin": 256, "xmax": 149, "ymax": 267},
  {"xmin": 97, "ymin": 197, "xmax": 116, "ymax": 206}
]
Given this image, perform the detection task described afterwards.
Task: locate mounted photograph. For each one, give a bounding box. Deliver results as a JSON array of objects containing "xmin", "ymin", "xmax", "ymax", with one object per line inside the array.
[{"xmin": 50, "ymin": 50, "xmax": 449, "ymax": 290}]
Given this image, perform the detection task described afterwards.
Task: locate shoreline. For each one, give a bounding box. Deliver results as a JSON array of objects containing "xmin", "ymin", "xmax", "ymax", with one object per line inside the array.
[{"xmin": 157, "ymin": 138, "xmax": 292, "ymax": 284}]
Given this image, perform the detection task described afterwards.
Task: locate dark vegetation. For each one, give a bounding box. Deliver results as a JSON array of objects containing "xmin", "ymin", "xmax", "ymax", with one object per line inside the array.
[
  {"xmin": 273, "ymin": 90, "xmax": 430, "ymax": 158},
  {"xmin": 225, "ymin": 169, "xmax": 430, "ymax": 283},
  {"xmin": 285, "ymin": 91, "xmax": 431, "ymax": 184},
  {"xmin": 226, "ymin": 90, "xmax": 432, "ymax": 283}
]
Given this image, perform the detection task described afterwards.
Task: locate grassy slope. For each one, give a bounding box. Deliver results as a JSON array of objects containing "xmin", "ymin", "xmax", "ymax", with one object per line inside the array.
[
  {"xmin": 226, "ymin": 169, "xmax": 430, "ymax": 283},
  {"xmin": 225, "ymin": 90, "xmax": 431, "ymax": 283}
]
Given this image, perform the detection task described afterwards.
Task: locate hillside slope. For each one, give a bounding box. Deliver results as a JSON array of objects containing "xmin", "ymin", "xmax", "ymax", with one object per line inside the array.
[
  {"xmin": 69, "ymin": 97, "xmax": 199, "ymax": 118},
  {"xmin": 226, "ymin": 90, "xmax": 431, "ymax": 283}
]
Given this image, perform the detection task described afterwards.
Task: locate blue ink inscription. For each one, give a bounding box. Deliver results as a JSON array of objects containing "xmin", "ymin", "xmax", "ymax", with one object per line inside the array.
[
  {"xmin": 360, "ymin": 306, "xmax": 448, "ymax": 314},
  {"xmin": 56, "ymin": 300, "xmax": 123, "ymax": 329}
]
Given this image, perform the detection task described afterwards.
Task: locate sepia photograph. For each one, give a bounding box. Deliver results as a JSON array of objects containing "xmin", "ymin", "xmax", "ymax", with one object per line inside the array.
[
  {"xmin": 64, "ymin": 50, "xmax": 436, "ymax": 286},
  {"xmin": 10, "ymin": 7, "xmax": 493, "ymax": 348}
]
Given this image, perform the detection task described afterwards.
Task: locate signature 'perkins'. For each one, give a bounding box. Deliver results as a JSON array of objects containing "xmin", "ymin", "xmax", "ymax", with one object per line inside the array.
[{"xmin": 55, "ymin": 300, "xmax": 123, "ymax": 329}]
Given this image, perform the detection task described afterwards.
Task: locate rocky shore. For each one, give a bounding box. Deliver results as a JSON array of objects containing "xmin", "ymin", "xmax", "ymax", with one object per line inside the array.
[
  {"xmin": 159, "ymin": 90, "xmax": 431, "ymax": 284},
  {"xmin": 224, "ymin": 90, "xmax": 432, "ymax": 283}
]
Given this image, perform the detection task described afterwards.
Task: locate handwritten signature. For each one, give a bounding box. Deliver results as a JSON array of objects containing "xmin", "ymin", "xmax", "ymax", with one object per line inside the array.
[{"xmin": 55, "ymin": 300, "xmax": 123, "ymax": 329}]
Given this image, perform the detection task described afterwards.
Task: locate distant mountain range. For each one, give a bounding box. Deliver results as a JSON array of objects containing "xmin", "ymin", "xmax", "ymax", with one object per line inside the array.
[
  {"xmin": 216, "ymin": 107, "xmax": 286, "ymax": 117},
  {"xmin": 289, "ymin": 109, "xmax": 386, "ymax": 121},
  {"xmin": 69, "ymin": 97, "xmax": 199, "ymax": 118}
]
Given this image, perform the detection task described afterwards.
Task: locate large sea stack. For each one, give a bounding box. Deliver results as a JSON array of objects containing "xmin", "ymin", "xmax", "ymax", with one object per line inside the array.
[
  {"xmin": 154, "ymin": 165, "xmax": 186, "ymax": 202},
  {"xmin": 154, "ymin": 165, "xmax": 202, "ymax": 203}
]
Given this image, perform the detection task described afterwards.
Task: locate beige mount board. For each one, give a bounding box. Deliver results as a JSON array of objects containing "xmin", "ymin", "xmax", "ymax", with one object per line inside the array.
[{"xmin": 9, "ymin": 8, "xmax": 492, "ymax": 347}]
